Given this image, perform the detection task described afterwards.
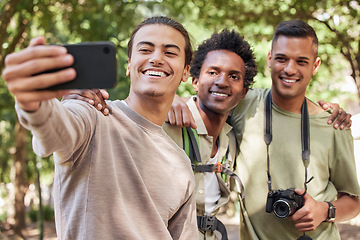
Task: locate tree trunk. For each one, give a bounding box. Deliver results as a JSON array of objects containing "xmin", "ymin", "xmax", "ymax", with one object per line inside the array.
[
  {"xmin": 13, "ymin": 119, "xmax": 27, "ymax": 239},
  {"xmin": 0, "ymin": 0, "xmax": 21, "ymax": 48},
  {"xmin": 0, "ymin": 0, "xmax": 21, "ymax": 67}
]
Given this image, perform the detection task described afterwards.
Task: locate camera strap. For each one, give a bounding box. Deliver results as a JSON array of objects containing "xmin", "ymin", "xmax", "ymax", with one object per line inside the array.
[{"xmin": 264, "ymin": 91, "xmax": 313, "ymax": 193}]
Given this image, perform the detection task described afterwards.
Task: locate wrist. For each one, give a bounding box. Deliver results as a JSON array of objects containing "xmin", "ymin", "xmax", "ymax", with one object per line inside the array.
[
  {"xmin": 18, "ymin": 101, "xmax": 41, "ymax": 112},
  {"xmin": 323, "ymin": 201, "xmax": 336, "ymax": 222}
]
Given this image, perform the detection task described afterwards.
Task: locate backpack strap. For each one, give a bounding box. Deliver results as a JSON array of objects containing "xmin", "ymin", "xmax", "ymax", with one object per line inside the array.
[
  {"xmin": 182, "ymin": 126, "xmax": 201, "ymax": 164},
  {"xmin": 182, "ymin": 126, "xmax": 245, "ymax": 199},
  {"xmin": 197, "ymin": 215, "xmax": 229, "ymax": 240}
]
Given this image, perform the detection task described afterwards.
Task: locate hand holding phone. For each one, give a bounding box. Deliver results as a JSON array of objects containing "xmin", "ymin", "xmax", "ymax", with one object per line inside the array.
[{"xmin": 45, "ymin": 41, "xmax": 117, "ymax": 90}]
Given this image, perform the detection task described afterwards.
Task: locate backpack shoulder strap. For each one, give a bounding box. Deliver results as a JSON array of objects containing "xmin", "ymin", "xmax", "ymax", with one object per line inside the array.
[
  {"xmin": 182, "ymin": 126, "xmax": 245, "ymax": 199},
  {"xmin": 182, "ymin": 126, "xmax": 201, "ymax": 164}
]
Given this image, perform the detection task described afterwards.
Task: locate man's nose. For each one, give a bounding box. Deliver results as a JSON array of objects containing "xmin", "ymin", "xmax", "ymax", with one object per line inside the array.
[
  {"xmin": 149, "ymin": 50, "xmax": 164, "ymax": 65},
  {"xmin": 215, "ymin": 73, "xmax": 229, "ymax": 87},
  {"xmin": 284, "ymin": 60, "xmax": 297, "ymax": 75}
]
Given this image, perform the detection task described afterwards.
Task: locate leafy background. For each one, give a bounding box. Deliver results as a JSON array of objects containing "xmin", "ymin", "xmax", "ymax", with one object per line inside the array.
[{"xmin": 0, "ymin": 0, "xmax": 359, "ymax": 237}]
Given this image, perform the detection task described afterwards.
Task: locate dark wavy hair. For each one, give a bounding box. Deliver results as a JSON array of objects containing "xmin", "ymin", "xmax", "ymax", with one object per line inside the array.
[
  {"xmin": 127, "ymin": 16, "xmax": 193, "ymax": 66},
  {"xmin": 272, "ymin": 20, "xmax": 318, "ymax": 57},
  {"xmin": 190, "ymin": 29, "xmax": 257, "ymax": 88}
]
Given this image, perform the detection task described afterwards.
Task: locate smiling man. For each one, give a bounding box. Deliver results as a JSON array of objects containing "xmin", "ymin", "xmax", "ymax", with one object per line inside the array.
[
  {"xmin": 229, "ymin": 20, "xmax": 360, "ymax": 239},
  {"xmin": 163, "ymin": 29, "xmax": 257, "ymax": 239},
  {"xmin": 2, "ymin": 16, "xmax": 197, "ymax": 239}
]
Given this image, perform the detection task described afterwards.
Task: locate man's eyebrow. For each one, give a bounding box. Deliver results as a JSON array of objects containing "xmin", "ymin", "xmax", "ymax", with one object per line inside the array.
[
  {"xmin": 209, "ymin": 66, "xmax": 221, "ymax": 71},
  {"xmin": 137, "ymin": 41, "xmax": 154, "ymax": 47},
  {"xmin": 136, "ymin": 41, "xmax": 180, "ymax": 51},
  {"xmin": 275, "ymin": 53, "xmax": 310, "ymax": 60},
  {"xmin": 209, "ymin": 66, "xmax": 242, "ymax": 74},
  {"xmin": 228, "ymin": 69, "xmax": 242, "ymax": 74},
  {"xmin": 164, "ymin": 44, "xmax": 181, "ymax": 51},
  {"xmin": 299, "ymin": 56, "xmax": 310, "ymax": 60}
]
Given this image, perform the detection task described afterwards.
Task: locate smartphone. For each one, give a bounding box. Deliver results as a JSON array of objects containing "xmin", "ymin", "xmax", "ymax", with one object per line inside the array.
[{"xmin": 44, "ymin": 41, "xmax": 117, "ymax": 90}]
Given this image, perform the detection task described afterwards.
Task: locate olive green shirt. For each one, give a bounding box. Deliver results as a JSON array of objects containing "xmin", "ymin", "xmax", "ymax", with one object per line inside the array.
[{"xmin": 230, "ymin": 88, "xmax": 360, "ymax": 240}]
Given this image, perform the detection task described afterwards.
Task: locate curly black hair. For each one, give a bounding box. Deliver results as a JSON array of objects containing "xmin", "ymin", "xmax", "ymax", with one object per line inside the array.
[{"xmin": 190, "ymin": 29, "xmax": 257, "ymax": 88}]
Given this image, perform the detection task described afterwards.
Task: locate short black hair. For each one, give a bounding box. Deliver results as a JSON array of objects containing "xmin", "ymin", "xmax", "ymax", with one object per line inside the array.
[
  {"xmin": 127, "ymin": 16, "xmax": 193, "ymax": 66},
  {"xmin": 190, "ymin": 29, "xmax": 257, "ymax": 89},
  {"xmin": 272, "ymin": 20, "xmax": 318, "ymax": 56}
]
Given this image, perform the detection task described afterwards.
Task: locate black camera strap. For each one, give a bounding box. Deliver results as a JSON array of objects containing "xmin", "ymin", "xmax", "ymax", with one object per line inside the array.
[{"xmin": 264, "ymin": 91, "xmax": 313, "ymax": 193}]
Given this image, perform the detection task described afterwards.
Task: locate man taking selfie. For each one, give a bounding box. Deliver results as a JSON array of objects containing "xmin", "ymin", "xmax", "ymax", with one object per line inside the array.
[{"xmin": 2, "ymin": 16, "xmax": 198, "ymax": 240}]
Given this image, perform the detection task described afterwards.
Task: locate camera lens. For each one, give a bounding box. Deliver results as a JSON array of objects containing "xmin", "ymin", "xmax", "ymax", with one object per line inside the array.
[
  {"xmin": 273, "ymin": 199, "xmax": 292, "ymax": 218},
  {"xmin": 103, "ymin": 46, "xmax": 110, "ymax": 54}
]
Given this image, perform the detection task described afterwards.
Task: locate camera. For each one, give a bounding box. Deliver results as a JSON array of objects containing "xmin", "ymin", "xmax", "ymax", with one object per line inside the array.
[{"xmin": 266, "ymin": 188, "xmax": 304, "ymax": 218}]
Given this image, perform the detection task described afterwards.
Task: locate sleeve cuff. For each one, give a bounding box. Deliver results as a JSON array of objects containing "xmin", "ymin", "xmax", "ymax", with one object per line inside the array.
[{"xmin": 15, "ymin": 99, "xmax": 56, "ymax": 128}]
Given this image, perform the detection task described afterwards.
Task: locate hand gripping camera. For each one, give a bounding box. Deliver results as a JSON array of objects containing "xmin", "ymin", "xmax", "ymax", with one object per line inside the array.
[{"xmin": 266, "ymin": 188, "xmax": 304, "ymax": 218}]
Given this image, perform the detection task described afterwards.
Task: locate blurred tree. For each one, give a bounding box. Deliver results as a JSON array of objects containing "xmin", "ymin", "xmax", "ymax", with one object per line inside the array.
[
  {"xmin": 0, "ymin": 0, "xmax": 359, "ymax": 237},
  {"xmin": 0, "ymin": 1, "xmax": 34, "ymax": 236}
]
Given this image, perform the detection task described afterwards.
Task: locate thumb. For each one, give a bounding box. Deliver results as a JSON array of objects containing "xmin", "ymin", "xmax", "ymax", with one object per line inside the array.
[
  {"xmin": 100, "ymin": 89, "xmax": 110, "ymax": 100},
  {"xmin": 317, "ymin": 99, "xmax": 329, "ymax": 110},
  {"xmin": 190, "ymin": 120, "xmax": 197, "ymax": 130},
  {"xmin": 295, "ymin": 188, "xmax": 306, "ymax": 197}
]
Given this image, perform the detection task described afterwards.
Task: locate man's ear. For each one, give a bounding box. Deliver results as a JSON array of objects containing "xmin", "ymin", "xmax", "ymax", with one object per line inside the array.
[
  {"xmin": 192, "ymin": 77, "xmax": 199, "ymax": 92},
  {"xmin": 126, "ymin": 59, "xmax": 131, "ymax": 76},
  {"xmin": 182, "ymin": 65, "xmax": 190, "ymax": 83},
  {"xmin": 312, "ymin": 57, "xmax": 321, "ymax": 76},
  {"xmin": 267, "ymin": 50, "xmax": 272, "ymax": 68}
]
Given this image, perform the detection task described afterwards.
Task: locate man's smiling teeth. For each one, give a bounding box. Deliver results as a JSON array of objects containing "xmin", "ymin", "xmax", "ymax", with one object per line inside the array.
[
  {"xmin": 144, "ymin": 70, "xmax": 166, "ymax": 77},
  {"xmin": 212, "ymin": 92, "xmax": 228, "ymax": 97},
  {"xmin": 283, "ymin": 78, "xmax": 297, "ymax": 83}
]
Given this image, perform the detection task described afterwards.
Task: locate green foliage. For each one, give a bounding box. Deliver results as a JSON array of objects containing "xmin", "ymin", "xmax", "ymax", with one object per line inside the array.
[
  {"xmin": 0, "ymin": 212, "xmax": 7, "ymax": 223},
  {"xmin": 43, "ymin": 205, "xmax": 55, "ymax": 221},
  {"xmin": 177, "ymin": 79, "xmax": 196, "ymax": 97},
  {"xmin": 27, "ymin": 207, "xmax": 38, "ymax": 223},
  {"xmin": 27, "ymin": 205, "xmax": 54, "ymax": 223},
  {"xmin": 0, "ymin": 185, "xmax": 8, "ymax": 223},
  {"xmin": 0, "ymin": 79, "xmax": 16, "ymax": 182}
]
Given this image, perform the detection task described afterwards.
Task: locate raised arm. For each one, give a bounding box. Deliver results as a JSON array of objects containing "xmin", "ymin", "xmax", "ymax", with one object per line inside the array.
[{"xmin": 64, "ymin": 91, "xmax": 197, "ymax": 129}]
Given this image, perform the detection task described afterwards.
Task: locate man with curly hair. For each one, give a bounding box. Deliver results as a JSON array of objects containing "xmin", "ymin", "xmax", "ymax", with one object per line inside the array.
[{"xmin": 164, "ymin": 29, "xmax": 257, "ymax": 240}]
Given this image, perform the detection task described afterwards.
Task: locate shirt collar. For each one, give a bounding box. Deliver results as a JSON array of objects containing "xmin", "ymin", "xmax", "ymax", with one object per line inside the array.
[{"xmin": 186, "ymin": 96, "xmax": 233, "ymax": 136}]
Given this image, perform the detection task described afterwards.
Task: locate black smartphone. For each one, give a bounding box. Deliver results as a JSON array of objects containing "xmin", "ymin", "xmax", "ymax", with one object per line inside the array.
[{"xmin": 44, "ymin": 41, "xmax": 117, "ymax": 90}]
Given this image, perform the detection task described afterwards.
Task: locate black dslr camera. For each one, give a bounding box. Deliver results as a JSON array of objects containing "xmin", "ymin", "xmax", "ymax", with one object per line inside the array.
[{"xmin": 266, "ymin": 188, "xmax": 304, "ymax": 218}]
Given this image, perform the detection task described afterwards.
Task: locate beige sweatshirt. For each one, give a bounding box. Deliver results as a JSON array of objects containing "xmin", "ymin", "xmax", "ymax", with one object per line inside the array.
[{"xmin": 16, "ymin": 99, "xmax": 197, "ymax": 240}]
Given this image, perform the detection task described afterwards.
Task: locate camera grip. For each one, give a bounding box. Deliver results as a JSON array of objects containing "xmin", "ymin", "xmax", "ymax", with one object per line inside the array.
[{"xmin": 265, "ymin": 193, "xmax": 274, "ymax": 213}]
